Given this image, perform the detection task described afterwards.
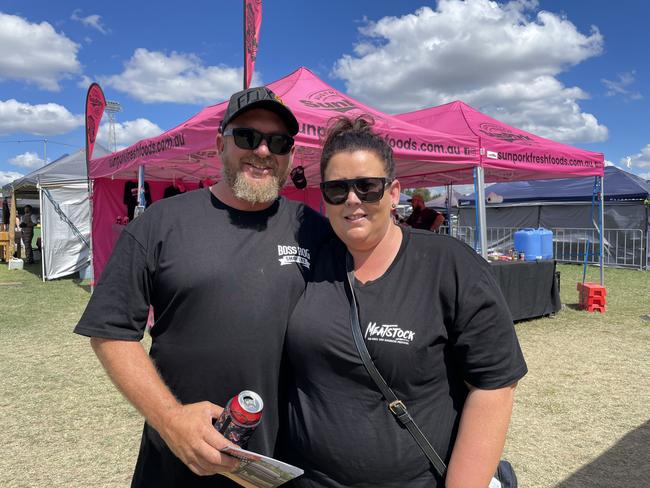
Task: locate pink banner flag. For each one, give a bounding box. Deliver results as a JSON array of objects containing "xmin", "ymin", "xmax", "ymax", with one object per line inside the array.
[
  {"xmin": 85, "ymin": 83, "xmax": 106, "ymax": 164},
  {"xmin": 244, "ymin": 0, "xmax": 262, "ymax": 89}
]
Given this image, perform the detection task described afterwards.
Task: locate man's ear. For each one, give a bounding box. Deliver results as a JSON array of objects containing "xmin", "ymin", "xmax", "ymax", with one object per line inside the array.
[{"xmin": 216, "ymin": 132, "xmax": 225, "ymax": 153}]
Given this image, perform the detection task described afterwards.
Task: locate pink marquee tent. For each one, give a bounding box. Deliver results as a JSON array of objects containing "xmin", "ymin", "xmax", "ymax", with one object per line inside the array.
[
  {"xmin": 89, "ymin": 67, "xmax": 481, "ymax": 280},
  {"xmin": 396, "ymin": 100, "xmax": 604, "ymax": 182},
  {"xmin": 89, "ymin": 70, "xmax": 607, "ymax": 281},
  {"xmin": 397, "ymin": 100, "xmax": 606, "ymax": 276}
]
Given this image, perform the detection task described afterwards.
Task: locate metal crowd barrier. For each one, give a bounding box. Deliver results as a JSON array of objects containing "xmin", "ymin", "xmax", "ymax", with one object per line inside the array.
[{"xmin": 435, "ymin": 225, "xmax": 647, "ymax": 270}]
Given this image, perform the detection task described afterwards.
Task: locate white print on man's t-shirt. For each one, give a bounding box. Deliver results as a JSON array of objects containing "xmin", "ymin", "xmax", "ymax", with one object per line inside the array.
[
  {"xmin": 364, "ymin": 322, "xmax": 415, "ymax": 345},
  {"xmin": 277, "ymin": 245, "xmax": 311, "ymax": 269}
]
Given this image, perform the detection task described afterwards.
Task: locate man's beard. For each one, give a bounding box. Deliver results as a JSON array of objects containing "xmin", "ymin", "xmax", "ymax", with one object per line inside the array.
[{"xmin": 222, "ymin": 156, "xmax": 290, "ymax": 205}]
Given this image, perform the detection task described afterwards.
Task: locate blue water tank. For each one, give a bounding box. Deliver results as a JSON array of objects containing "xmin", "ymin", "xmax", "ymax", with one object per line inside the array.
[
  {"xmin": 539, "ymin": 228, "xmax": 554, "ymax": 260},
  {"xmin": 513, "ymin": 228, "xmax": 542, "ymax": 261}
]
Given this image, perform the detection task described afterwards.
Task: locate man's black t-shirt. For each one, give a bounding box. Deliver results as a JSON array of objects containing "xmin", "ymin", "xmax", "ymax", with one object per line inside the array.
[
  {"xmin": 74, "ymin": 188, "xmax": 330, "ymax": 487},
  {"xmin": 283, "ymin": 227, "xmax": 527, "ymax": 488}
]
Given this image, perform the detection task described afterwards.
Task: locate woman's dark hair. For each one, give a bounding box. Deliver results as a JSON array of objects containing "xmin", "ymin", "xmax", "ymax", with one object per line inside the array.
[{"xmin": 320, "ymin": 115, "xmax": 395, "ymax": 181}]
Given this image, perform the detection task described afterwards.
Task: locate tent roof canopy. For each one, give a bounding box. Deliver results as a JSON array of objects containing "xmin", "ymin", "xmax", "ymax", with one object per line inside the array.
[
  {"xmin": 459, "ymin": 166, "xmax": 649, "ymax": 204},
  {"xmin": 6, "ymin": 144, "xmax": 109, "ymax": 198},
  {"xmin": 89, "ymin": 68, "xmax": 604, "ymax": 189},
  {"xmin": 396, "ymin": 100, "xmax": 604, "ymax": 183},
  {"xmin": 89, "ymin": 67, "xmax": 482, "ymax": 187}
]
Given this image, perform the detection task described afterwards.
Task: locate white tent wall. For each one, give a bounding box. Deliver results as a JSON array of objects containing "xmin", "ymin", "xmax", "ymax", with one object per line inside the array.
[{"xmin": 41, "ymin": 182, "xmax": 91, "ymax": 280}]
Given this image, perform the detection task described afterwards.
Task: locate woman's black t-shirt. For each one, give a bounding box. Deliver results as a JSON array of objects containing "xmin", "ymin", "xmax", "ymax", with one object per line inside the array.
[{"xmin": 284, "ymin": 227, "xmax": 527, "ymax": 488}]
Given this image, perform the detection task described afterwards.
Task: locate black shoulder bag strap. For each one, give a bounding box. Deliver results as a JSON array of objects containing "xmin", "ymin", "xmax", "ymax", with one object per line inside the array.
[{"xmin": 344, "ymin": 254, "xmax": 447, "ymax": 478}]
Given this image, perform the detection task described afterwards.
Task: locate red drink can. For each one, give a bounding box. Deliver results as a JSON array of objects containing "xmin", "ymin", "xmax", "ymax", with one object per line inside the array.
[{"xmin": 214, "ymin": 390, "xmax": 263, "ymax": 447}]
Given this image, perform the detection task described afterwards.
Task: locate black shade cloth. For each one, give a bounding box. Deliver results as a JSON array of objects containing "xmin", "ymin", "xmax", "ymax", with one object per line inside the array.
[{"xmin": 490, "ymin": 260, "xmax": 561, "ymax": 321}]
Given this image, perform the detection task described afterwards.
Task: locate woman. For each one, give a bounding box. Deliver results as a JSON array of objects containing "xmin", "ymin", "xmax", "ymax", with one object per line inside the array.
[{"xmin": 283, "ymin": 116, "xmax": 527, "ymax": 488}]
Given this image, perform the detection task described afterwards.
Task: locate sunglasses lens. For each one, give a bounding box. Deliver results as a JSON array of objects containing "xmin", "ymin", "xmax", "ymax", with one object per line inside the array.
[
  {"xmin": 354, "ymin": 178, "xmax": 385, "ymax": 202},
  {"xmin": 268, "ymin": 135, "xmax": 294, "ymax": 155},
  {"xmin": 321, "ymin": 181, "xmax": 350, "ymax": 205},
  {"xmin": 232, "ymin": 128, "xmax": 261, "ymax": 150}
]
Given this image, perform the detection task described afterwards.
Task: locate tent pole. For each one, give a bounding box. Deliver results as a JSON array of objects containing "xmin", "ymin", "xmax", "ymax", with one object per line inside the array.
[
  {"xmin": 9, "ymin": 186, "xmax": 16, "ymax": 262},
  {"xmin": 475, "ymin": 167, "xmax": 488, "ymax": 259},
  {"xmin": 137, "ymin": 165, "xmax": 145, "ymax": 207},
  {"xmin": 38, "ymin": 180, "xmax": 45, "ymax": 282},
  {"xmin": 599, "ymin": 175, "xmax": 605, "ymax": 286},
  {"xmin": 446, "ymin": 184, "xmax": 452, "ymax": 235}
]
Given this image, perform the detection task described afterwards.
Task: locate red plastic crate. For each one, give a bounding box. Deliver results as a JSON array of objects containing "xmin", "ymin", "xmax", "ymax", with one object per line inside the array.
[
  {"xmin": 581, "ymin": 282, "xmax": 607, "ymax": 298},
  {"xmin": 579, "ymin": 294, "xmax": 606, "ymax": 307},
  {"xmin": 585, "ymin": 303, "xmax": 606, "ymax": 313},
  {"xmin": 577, "ymin": 282, "xmax": 607, "ymax": 313}
]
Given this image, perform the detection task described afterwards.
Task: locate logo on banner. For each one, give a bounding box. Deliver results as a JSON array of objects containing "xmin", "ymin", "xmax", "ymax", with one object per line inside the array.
[
  {"xmin": 278, "ymin": 245, "xmax": 311, "ymax": 269},
  {"xmin": 245, "ymin": 0, "xmax": 262, "ymax": 61},
  {"xmin": 364, "ymin": 322, "xmax": 415, "ymax": 345},
  {"xmin": 478, "ymin": 123, "xmax": 537, "ymax": 145},
  {"xmin": 86, "ymin": 115, "xmax": 97, "ymax": 144},
  {"xmin": 300, "ymin": 89, "xmax": 359, "ymax": 113}
]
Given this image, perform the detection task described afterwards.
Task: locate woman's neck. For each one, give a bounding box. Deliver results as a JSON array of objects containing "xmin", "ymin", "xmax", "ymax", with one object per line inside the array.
[{"xmin": 349, "ymin": 224, "xmax": 403, "ymax": 284}]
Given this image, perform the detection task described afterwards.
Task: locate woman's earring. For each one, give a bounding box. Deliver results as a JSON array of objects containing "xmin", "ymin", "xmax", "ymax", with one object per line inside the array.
[{"xmin": 391, "ymin": 203, "xmax": 397, "ymax": 209}]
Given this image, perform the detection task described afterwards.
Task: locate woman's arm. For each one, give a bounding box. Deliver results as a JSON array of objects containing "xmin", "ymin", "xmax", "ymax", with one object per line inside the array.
[{"xmin": 445, "ymin": 383, "xmax": 516, "ymax": 488}]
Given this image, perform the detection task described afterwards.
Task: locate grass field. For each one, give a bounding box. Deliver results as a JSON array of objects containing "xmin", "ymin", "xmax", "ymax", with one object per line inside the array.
[{"xmin": 0, "ymin": 262, "xmax": 648, "ymax": 487}]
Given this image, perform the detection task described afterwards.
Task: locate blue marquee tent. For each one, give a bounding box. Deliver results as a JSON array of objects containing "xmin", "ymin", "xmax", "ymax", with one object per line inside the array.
[{"xmin": 456, "ymin": 166, "xmax": 649, "ymax": 269}]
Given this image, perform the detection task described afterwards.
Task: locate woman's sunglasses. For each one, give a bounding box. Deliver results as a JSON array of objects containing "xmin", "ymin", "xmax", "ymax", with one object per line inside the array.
[
  {"xmin": 320, "ymin": 177, "xmax": 390, "ymax": 205},
  {"xmin": 222, "ymin": 127, "xmax": 294, "ymax": 155}
]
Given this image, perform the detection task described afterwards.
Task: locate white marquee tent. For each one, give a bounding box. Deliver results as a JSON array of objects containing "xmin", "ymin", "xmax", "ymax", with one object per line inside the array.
[{"xmin": 4, "ymin": 145, "xmax": 109, "ymax": 280}]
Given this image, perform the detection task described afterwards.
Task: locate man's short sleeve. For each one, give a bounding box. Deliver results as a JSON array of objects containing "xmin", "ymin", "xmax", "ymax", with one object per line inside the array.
[
  {"xmin": 73, "ymin": 229, "xmax": 152, "ymax": 341},
  {"xmin": 449, "ymin": 266, "xmax": 527, "ymax": 389}
]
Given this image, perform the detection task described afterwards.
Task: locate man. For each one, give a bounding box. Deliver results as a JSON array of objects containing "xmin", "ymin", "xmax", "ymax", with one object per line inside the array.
[
  {"xmin": 19, "ymin": 205, "xmax": 38, "ymax": 263},
  {"xmin": 74, "ymin": 87, "xmax": 330, "ymax": 487},
  {"xmin": 405, "ymin": 194, "xmax": 445, "ymax": 232}
]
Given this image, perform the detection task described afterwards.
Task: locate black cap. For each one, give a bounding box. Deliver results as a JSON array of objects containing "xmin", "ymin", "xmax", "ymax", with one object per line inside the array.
[{"xmin": 220, "ymin": 87, "xmax": 299, "ymax": 136}]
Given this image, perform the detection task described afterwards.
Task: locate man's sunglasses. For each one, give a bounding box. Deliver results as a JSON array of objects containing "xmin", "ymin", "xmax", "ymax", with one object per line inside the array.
[
  {"xmin": 222, "ymin": 127, "xmax": 294, "ymax": 155},
  {"xmin": 320, "ymin": 177, "xmax": 390, "ymax": 205}
]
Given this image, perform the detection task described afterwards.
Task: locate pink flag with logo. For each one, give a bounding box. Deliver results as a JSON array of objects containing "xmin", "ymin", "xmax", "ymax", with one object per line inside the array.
[
  {"xmin": 244, "ymin": 0, "xmax": 262, "ymax": 89},
  {"xmin": 85, "ymin": 83, "xmax": 106, "ymax": 165}
]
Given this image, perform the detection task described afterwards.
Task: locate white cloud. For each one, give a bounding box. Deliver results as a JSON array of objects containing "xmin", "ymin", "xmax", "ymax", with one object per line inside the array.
[
  {"xmin": 602, "ymin": 71, "xmax": 642, "ymax": 101},
  {"xmin": 0, "ymin": 99, "xmax": 83, "ymax": 136},
  {"xmin": 97, "ymin": 118, "xmax": 163, "ymax": 150},
  {"xmin": 621, "ymin": 144, "xmax": 650, "ymax": 172},
  {"xmin": 70, "ymin": 9, "xmax": 109, "ymax": 34},
  {"xmin": 638, "ymin": 172, "xmax": 650, "ymax": 181},
  {"xmin": 0, "ymin": 12, "xmax": 81, "ymax": 91},
  {"xmin": 9, "ymin": 151, "xmax": 47, "ymax": 169},
  {"xmin": 333, "ymin": 0, "xmax": 607, "ymax": 144},
  {"xmin": 103, "ymin": 48, "xmax": 255, "ymax": 104},
  {"xmin": 0, "ymin": 171, "xmax": 24, "ymax": 186}
]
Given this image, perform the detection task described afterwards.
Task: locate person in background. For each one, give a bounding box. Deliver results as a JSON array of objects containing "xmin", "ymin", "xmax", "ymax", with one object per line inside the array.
[
  {"xmin": 19, "ymin": 205, "xmax": 38, "ymax": 264},
  {"xmin": 405, "ymin": 193, "xmax": 445, "ymax": 232},
  {"xmin": 74, "ymin": 86, "xmax": 330, "ymax": 487},
  {"xmin": 282, "ymin": 116, "xmax": 526, "ymax": 487},
  {"xmin": 13, "ymin": 215, "xmax": 22, "ymax": 259}
]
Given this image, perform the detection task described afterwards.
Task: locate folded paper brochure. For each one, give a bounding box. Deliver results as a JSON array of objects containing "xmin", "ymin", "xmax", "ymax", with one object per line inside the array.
[{"xmin": 221, "ymin": 445, "xmax": 304, "ymax": 488}]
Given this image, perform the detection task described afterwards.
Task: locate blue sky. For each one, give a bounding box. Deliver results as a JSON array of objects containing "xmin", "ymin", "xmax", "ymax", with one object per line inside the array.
[{"xmin": 1, "ymin": 0, "xmax": 649, "ymax": 186}]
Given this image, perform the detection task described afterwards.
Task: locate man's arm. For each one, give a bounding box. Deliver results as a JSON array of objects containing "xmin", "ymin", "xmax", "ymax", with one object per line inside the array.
[
  {"xmin": 90, "ymin": 337, "xmax": 239, "ymax": 476},
  {"xmin": 445, "ymin": 383, "xmax": 516, "ymax": 488},
  {"xmin": 430, "ymin": 212, "xmax": 445, "ymax": 232}
]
